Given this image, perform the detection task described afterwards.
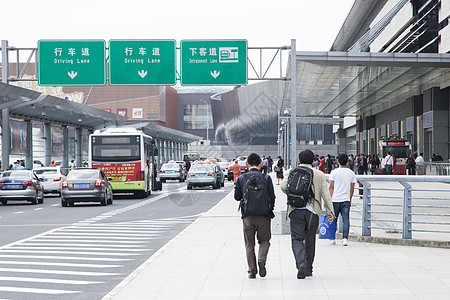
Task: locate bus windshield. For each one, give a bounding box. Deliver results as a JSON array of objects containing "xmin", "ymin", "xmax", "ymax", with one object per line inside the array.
[{"xmin": 91, "ymin": 135, "xmax": 140, "ymax": 162}]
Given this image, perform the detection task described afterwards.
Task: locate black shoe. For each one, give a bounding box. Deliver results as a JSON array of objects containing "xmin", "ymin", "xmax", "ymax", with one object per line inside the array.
[
  {"xmin": 258, "ymin": 259, "xmax": 266, "ymax": 277},
  {"xmin": 248, "ymin": 270, "xmax": 256, "ymax": 279},
  {"xmin": 297, "ymin": 264, "xmax": 306, "ymax": 279},
  {"xmin": 306, "ymin": 270, "xmax": 313, "ymax": 277}
]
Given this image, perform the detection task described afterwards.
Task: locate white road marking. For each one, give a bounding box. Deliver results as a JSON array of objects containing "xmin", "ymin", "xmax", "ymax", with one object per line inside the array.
[
  {"xmin": 22, "ymin": 242, "xmax": 143, "ymax": 248},
  {"xmin": 10, "ymin": 246, "xmax": 149, "ymax": 252},
  {"xmin": 0, "ymin": 267, "xmax": 120, "ymax": 276},
  {"xmin": 51, "ymin": 204, "xmax": 59, "ymax": 206},
  {"xmin": 0, "ymin": 254, "xmax": 131, "ymax": 261},
  {"xmin": 48, "ymin": 232, "xmax": 161, "ymax": 237},
  {"xmin": 0, "ymin": 286, "xmax": 80, "ymax": 294},
  {"xmin": 33, "ymin": 207, "xmax": 44, "ymax": 211},
  {"xmin": 0, "ymin": 275, "xmax": 103, "ymax": 285},
  {"xmin": 14, "ymin": 211, "xmax": 24, "ymax": 214},
  {"xmin": 0, "ymin": 260, "xmax": 121, "ymax": 268},
  {"xmin": 31, "ymin": 239, "xmax": 147, "ymax": 244},
  {"xmin": 0, "ymin": 250, "xmax": 142, "ymax": 256}
]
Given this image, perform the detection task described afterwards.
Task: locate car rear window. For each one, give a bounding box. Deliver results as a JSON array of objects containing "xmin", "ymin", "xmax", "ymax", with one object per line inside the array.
[
  {"xmin": 161, "ymin": 164, "xmax": 179, "ymax": 170},
  {"xmin": 67, "ymin": 170, "xmax": 99, "ymax": 180},
  {"xmin": 190, "ymin": 166, "xmax": 213, "ymax": 173},
  {"xmin": 1, "ymin": 171, "xmax": 30, "ymax": 179},
  {"xmin": 34, "ymin": 169, "xmax": 57, "ymax": 175}
]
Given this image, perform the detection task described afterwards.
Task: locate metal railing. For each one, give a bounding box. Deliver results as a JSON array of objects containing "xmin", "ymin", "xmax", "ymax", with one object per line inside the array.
[
  {"xmin": 416, "ymin": 162, "xmax": 450, "ymax": 176},
  {"xmin": 351, "ymin": 175, "xmax": 450, "ymax": 239}
]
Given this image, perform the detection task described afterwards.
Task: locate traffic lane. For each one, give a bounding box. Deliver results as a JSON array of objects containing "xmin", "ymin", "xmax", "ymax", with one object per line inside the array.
[
  {"xmin": 0, "ymin": 193, "xmax": 144, "ymax": 247},
  {"xmin": 0, "ymin": 181, "xmax": 233, "ymax": 300},
  {"xmin": 103, "ymin": 180, "xmax": 234, "ymax": 223}
]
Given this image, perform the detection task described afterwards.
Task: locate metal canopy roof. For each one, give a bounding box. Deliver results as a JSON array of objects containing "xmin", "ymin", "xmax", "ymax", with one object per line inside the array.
[
  {"xmin": 282, "ymin": 51, "xmax": 450, "ymax": 117},
  {"xmin": 124, "ymin": 123, "xmax": 201, "ymax": 143},
  {"xmin": 0, "ymin": 82, "xmax": 127, "ymax": 129}
]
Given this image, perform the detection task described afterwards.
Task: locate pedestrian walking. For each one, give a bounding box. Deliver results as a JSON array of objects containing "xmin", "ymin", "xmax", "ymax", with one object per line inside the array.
[
  {"xmin": 281, "ymin": 150, "xmax": 334, "ymax": 279},
  {"xmin": 384, "ymin": 152, "xmax": 394, "ymax": 175},
  {"xmin": 262, "ymin": 156, "xmax": 269, "ymax": 174},
  {"xmin": 234, "ymin": 153, "xmax": 276, "ymax": 279},
  {"xmin": 326, "ymin": 154, "xmax": 333, "ymax": 174},
  {"xmin": 406, "ymin": 154, "xmax": 416, "ymax": 175},
  {"xmin": 70, "ymin": 160, "xmax": 76, "ymax": 170},
  {"xmin": 267, "ymin": 156, "xmax": 273, "ymax": 173},
  {"xmin": 275, "ymin": 156, "xmax": 284, "ymax": 185},
  {"xmin": 49, "ymin": 160, "xmax": 57, "ymax": 167},
  {"xmin": 232, "ymin": 160, "xmax": 241, "ymax": 183},
  {"xmin": 328, "ymin": 153, "xmax": 356, "ymax": 246}
]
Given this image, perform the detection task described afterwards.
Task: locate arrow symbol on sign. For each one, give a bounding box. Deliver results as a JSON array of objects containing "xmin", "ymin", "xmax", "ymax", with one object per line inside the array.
[
  {"xmin": 68, "ymin": 71, "xmax": 77, "ymax": 79},
  {"xmin": 138, "ymin": 70, "xmax": 148, "ymax": 78},
  {"xmin": 210, "ymin": 70, "xmax": 220, "ymax": 79}
]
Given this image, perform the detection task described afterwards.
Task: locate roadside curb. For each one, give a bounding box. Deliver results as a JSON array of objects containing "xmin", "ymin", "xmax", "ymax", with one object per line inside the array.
[{"xmin": 336, "ymin": 233, "xmax": 450, "ymax": 249}]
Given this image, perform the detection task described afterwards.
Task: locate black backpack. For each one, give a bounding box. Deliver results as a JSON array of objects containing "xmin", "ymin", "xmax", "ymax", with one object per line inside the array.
[
  {"xmin": 240, "ymin": 173, "xmax": 271, "ymax": 216},
  {"xmin": 286, "ymin": 166, "xmax": 315, "ymax": 208}
]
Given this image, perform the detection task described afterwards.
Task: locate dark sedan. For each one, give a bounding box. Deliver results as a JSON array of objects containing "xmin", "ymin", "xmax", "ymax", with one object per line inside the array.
[
  {"xmin": 0, "ymin": 170, "xmax": 44, "ymax": 205},
  {"xmin": 61, "ymin": 169, "xmax": 113, "ymax": 207}
]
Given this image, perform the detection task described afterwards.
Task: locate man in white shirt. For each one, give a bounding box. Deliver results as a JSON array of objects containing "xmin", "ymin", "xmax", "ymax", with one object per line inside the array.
[
  {"xmin": 329, "ymin": 153, "xmax": 357, "ymax": 246},
  {"xmin": 384, "ymin": 152, "xmax": 394, "ymax": 175},
  {"xmin": 415, "ymin": 153, "xmax": 424, "ymax": 164}
]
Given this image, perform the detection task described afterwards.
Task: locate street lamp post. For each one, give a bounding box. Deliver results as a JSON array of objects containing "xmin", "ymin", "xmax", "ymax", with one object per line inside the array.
[{"xmin": 200, "ymin": 99, "xmax": 209, "ymax": 141}]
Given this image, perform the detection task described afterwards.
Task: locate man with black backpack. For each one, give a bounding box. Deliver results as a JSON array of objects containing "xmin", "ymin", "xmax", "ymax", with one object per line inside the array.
[
  {"xmin": 281, "ymin": 150, "xmax": 334, "ymax": 279},
  {"xmin": 234, "ymin": 153, "xmax": 276, "ymax": 279}
]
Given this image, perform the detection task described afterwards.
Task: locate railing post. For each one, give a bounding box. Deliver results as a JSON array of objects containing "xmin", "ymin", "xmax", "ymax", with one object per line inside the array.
[
  {"xmin": 400, "ymin": 181, "xmax": 412, "ymax": 239},
  {"xmin": 361, "ymin": 180, "xmax": 371, "ymax": 236}
]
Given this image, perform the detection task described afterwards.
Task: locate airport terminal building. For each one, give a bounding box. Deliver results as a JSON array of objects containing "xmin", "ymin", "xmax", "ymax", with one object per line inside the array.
[{"xmin": 330, "ymin": 0, "xmax": 450, "ymax": 161}]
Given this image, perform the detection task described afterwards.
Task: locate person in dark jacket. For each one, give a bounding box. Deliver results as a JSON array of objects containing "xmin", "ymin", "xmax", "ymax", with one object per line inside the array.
[{"xmin": 234, "ymin": 153, "xmax": 276, "ymax": 279}]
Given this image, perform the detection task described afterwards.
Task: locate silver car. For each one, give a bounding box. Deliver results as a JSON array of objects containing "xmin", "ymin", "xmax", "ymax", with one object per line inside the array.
[
  {"xmin": 159, "ymin": 162, "xmax": 185, "ymax": 182},
  {"xmin": 186, "ymin": 164, "xmax": 218, "ymax": 190},
  {"xmin": 0, "ymin": 170, "xmax": 44, "ymax": 205},
  {"xmin": 61, "ymin": 169, "xmax": 113, "ymax": 207}
]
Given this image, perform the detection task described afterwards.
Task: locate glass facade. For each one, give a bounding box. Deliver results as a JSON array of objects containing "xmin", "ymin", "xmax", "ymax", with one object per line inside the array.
[{"xmin": 183, "ymin": 104, "xmax": 213, "ymax": 130}]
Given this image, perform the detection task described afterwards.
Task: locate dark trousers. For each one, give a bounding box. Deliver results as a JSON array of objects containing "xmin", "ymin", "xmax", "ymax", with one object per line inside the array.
[
  {"xmin": 242, "ymin": 216, "xmax": 271, "ymax": 272},
  {"xmin": 289, "ymin": 209, "xmax": 319, "ymax": 273}
]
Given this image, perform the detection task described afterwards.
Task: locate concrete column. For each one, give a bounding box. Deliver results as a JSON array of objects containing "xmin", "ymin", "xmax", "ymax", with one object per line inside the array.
[
  {"xmin": 44, "ymin": 122, "xmax": 52, "ymax": 166},
  {"xmin": 1, "ymin": 41, "xmax": 9, "ymax": 170},
  {"xmin": 1, "ymin": 108, "xmax": 10, "ymax": 170},
  {"xmin": 25, "ymin": 120, "xmax": 33, "ymax": 169},
  {"xmin": 62, "ymin": 125, "xmax": 69, "ymax": 168},
  {"xmin": 75, "ymin": 127, "xmax": 82, "ymax": 168}
]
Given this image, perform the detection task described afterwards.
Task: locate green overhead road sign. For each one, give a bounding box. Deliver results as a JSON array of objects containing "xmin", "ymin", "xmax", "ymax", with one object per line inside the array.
[
  {"xmin": 38, "ymin": 40, "xmax": 106, "ymax": 86},
  {"xmin": 180, "ymin": 39, "xmax": 247, "ymax": 86},
  {"xmin": 109, "ymin": 40, "xmax": 176, "ymax": 86}
]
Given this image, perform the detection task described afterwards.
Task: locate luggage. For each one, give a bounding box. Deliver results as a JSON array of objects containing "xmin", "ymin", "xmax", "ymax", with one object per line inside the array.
[{"xmin": 153, "ymin": 180, "xmax": 162, "ymax": 191}]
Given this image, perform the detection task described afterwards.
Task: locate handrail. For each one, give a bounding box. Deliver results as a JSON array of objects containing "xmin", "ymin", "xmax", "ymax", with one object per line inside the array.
[{"xmin": 351, "ymin": 175, "xmax": 450, "ymax": 239}]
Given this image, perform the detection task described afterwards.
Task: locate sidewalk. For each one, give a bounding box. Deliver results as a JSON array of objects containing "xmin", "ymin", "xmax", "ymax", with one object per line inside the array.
[{"xmin": 104, "ymin": 175, "xmax": 450, "ymax": 300}]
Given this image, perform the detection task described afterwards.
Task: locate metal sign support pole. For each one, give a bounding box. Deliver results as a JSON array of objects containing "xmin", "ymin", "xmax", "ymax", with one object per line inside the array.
[
  {"xmin": 1, "ymin": 40, "xmax": 10, "ymax": 171},
  {"xmin": 290, "ymin": 39, "xmax": 297, "ymax": 168}
]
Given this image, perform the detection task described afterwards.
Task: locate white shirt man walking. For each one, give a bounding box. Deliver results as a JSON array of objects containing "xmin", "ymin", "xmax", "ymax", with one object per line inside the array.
[
  {"xmin": 384, "ymin": 152, "xmax": 394, "ymax": 175},
  {"xmin": 329, "ymin": 153, "xmax": 357, "ymax": 246}
]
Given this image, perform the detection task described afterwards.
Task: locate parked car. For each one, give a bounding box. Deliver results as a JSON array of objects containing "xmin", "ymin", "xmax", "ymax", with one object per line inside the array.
[
  {"xmin": 175, "ymin": 161, "xmax": 188, "ymax": 178},
  {"xmin": 33, "ymin": 167, "xmax": 66, "ymax": 196},
  {"xmin": 213, "ymin": 164, "xmax": 225, "ymax": 187},
  {"xmin": 0, "ymin": 170, "xmax": 44, "ymax": 205},
  {"xmin": 61, "ymin": 169, "xmax": 113, "ymax": 207},
  {"xmin": 186, "ymin": 164, "xmax": 222, "ymax": 190},
  {"xmin": 159, "ymin": 162, "xmax": 185, "ymax": 182}
]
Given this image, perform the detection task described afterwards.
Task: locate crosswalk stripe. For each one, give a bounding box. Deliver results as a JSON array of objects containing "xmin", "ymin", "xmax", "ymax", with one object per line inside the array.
[
  {"xmin": 0, "ymin": 250, "xmax": 142, "ymax": 256},
  {"xmin": 0, "ymin": 267, "xmax": 120, "ymax": 276},
  {"xmin": 49, "ymin": 232, "xmax": 161, "ymax": 237},
  {"xmin": 0, "ymin": 254, "xmax": 131, "ymax": 261},
  {"xmin": 21, "ymin": 243, "xmax": 143, "ymax": 248},
  {"xmin": 10, "ymin": 246, "xmax": 149, "ymax": 252},
  {"xmin": 0, "ymin": 286, "xmax": 80, "ymax": 294},
  {"xmin": 0, "ymin": 260, "xmax": 121, "ymax": 268},
  {"xmin": 60, "ymin": 228, "xmax": 166, "ymax": 234},
  {"xmin": 0, "ymin": 275, "xmax": 103, "ymax": 284},
  {"xmin": 35, "ymin": 235, "xmax": 152, "ymax": 240},
  {"xmin": 31, "ymin": 239, "xmax": 147, "ymax": 244}
]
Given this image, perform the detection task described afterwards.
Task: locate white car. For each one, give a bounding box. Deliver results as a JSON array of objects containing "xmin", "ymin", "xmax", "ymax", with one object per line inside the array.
[{"xmin": 33, "ymin": 167, "xmax": 66, "ymax": 196}]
